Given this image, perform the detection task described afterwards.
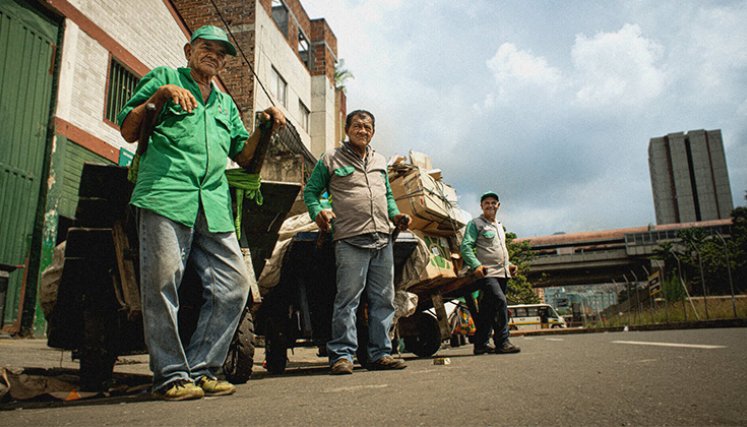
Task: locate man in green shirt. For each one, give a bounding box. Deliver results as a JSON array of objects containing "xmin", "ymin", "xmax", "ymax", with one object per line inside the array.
[
  {"xmin": 460, "ymin": 192, "xmax": 521, "ymax": 355},
  {"xmin": 117, "ymin": 25, "xmax": 285, "ymax": 401}
]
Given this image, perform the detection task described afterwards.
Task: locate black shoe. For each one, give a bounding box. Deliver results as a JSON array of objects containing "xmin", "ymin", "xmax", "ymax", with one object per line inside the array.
[
  {"xmin": 495, "ymin": 340, "xmax": 521, "ymax": 354},
  {"xmin": 473, "ymin": 344, "xmax": 495, "ymax": 355}
]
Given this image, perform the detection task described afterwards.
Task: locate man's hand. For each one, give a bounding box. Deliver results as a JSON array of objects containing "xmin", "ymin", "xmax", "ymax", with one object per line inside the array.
[
  {"xmin": 508, "ymin": 264, "xmax": 518, "ymax": 275},
  {"xmin": 258, "ymin": 106, "xmax": 286, "ymax": 133},
  {"xmin": 392, "ymin": 214, "xmax": 411, "ymax": 231},
  {"xmin": 473, "ymin": 265, "xmax": 486, "ymax": 279},
  {"xmin": 315, "ymin": 209, "xmax": 336, "ymax": 232},
  {"xmin": 157, "ymin": 84, "xmax": 198, "ymax": 113}
]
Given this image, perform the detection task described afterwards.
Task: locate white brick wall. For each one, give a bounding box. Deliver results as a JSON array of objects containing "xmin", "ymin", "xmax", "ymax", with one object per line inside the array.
[{"xmin": 55, "ymin": 0, "xmax": 187, "ymax": 152}]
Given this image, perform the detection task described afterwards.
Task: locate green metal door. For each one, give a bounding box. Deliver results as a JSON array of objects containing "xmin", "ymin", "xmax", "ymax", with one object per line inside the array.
[{"xmin": 0, "ymin": 0, "xmax": 58, "ymax": 328}]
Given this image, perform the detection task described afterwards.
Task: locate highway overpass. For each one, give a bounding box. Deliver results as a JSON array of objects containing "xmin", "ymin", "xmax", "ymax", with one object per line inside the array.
[{"xmin": 516, "ymin": 219, "xmax": 732, "ymax": 288}]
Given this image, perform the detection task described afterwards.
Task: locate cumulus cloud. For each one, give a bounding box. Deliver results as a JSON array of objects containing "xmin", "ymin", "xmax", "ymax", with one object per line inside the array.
[
  {"xmin": 487, "ymin": 43, "xmax": 562, "ymax": 89},
  {"xmin": 572, "ymin": 24, "xmax": 666, "ymax": 107}
]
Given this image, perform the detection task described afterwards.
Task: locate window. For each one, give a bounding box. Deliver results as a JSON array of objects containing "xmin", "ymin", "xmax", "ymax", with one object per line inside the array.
[
  {"xmin": 105, "ymin": 58, "xmax": 139, "ymax": 125},
  {"xmin": 271, "ymin": 0, "xmax": 289, "ymax": 35},
  {"xmin": 299, "ymin": 101, "xmax": 310, "ymax": 132},
  {"xmin": 270, "ymin": 66, "xmax": 287, "ymax": 107},
  {"xmin": 298, "ymin": 30, "xmax": 310, "ymax": 68}
]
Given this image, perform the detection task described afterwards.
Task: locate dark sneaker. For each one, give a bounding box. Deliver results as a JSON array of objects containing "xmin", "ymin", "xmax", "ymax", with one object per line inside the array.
[
  {"xmin": 330, "ymin": 358, "xmax": 354, "ymax": 375},
  {"xmin": 473, "ymin": 344, "xmax": 496, "ymax": 355},
  {"xmin": 367, "ymin": 355, "xmax": 407, "ymax": 370},
  {"xmin": 495, "ymin": 340, "xmax": 521, "ymax": 354},
  {"xmin": 153, "ymin": 379, "xmax": 204, "ymax": 401},
  {"xmin": 196, "ymin": 376, "xmax": 236, "ymax": 396}
]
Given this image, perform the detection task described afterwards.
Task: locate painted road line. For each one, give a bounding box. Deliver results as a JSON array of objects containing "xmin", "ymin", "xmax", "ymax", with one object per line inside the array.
[
  {"xmin": 612, "ymin": 340, "xmax": 726, "ymax": 349},
  {"xmin": 545, "ymin": 338, "xmax": 564, "ymax": 342}
]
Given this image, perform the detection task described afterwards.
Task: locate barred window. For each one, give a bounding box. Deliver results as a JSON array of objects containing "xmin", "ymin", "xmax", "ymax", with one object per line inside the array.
[{"xmin": 105, "ymin": 59, "xmax": 139, "ymax": 125}]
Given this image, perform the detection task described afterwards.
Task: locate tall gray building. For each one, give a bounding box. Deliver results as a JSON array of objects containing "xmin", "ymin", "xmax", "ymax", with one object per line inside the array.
[{"xmin": 648, "ymin": 129, "xmax": 733, "ymax": 224}]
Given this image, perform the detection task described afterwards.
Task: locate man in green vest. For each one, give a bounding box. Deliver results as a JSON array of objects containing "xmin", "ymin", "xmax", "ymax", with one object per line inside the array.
[
  {"xmin": 460, "ymin": 192, "xmax": 521, "ymax": 355},
  {"xmin": 118, "ymin": 25, "xmax": 284, "ymax": 401},
  {"xmin": 304, "ymin": 110, "xmax": 410, "ymax": 375}
]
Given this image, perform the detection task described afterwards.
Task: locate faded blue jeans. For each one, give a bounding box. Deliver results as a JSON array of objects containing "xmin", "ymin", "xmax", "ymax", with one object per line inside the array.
[
  {"xmin": 327, "ymin": 240, "xmax": 396, "ymax": 365},
  {"xmin": 138, "ymin": 208, "xmax": 250, "ymax": 390}
]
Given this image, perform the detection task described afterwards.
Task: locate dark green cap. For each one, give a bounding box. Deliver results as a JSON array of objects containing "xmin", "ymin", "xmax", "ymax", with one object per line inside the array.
[
  {"xmin": 190, "ymin": 25, "xmax": 237, "ymax": 56},
  {"xmin": 480, "ymin": 191, "xmax": 500, "ymax": 202}
]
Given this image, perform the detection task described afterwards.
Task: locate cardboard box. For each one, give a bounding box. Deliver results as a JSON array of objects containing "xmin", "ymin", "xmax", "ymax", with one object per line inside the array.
[
  {"xmin": 413, "ymin": 231, "xmax": 456, "ymax": 279},
  {"xmin": 400, "ymin": 170, "xmax": 454, "ymax": 221}
]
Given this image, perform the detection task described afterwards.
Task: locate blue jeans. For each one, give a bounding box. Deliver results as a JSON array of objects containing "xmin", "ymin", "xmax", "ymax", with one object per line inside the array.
[
  {"xmin": 475, "ymin": 277, "xmax": 510, "ymax": 347},
  {"xmin": 327, "ymin": 240, "xmax": 395, "ymax": 364},
  {"xmin": 138, "ymin": 208, "xmax": 251, "ymax": 390}
]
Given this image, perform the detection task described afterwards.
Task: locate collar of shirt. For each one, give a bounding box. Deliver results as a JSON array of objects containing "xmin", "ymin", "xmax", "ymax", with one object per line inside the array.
[{"xmin": 342, "ymin": 140, "xmax": 372, "ymax": 166}]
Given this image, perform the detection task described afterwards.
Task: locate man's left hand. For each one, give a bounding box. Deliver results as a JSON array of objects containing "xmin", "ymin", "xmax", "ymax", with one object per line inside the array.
[
  {"xmin": 509, "ymin": 264, "xmax": 518, "ymax": 275},
  {"xmin": 259, "ymin": 106, "xmax": 286, "ymax": 133},
  {"xmin": 392, "ymin": 214, "xmax": 411, "ymax": 231}
]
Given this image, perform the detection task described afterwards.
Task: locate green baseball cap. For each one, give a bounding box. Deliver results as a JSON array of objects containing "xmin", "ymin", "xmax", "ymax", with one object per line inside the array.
[
  {"xmin": 190, "ymin": 25, "xmax": 237, "ymax": 56},
  {"xmin": 480, "ymin": 191, "xmax": 500, "ymax": 202}
]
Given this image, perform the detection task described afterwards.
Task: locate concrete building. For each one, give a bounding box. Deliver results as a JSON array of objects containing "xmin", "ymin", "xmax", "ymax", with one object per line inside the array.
[
  {"xmin": 648, "ymin": 129, "xmax": 733, "ymax": 225},
  {"xmin": 0, "ymin": 0, "xmax": 341, "ymax": 335},
  {"xmin": 173, "ymin": 0, "xmax": 345, "ymax": 158}
]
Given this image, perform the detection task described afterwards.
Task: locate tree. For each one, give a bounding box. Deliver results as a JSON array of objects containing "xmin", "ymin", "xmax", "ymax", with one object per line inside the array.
[
  {"xmin": 334, "ymin": 59, "xmax": 354, "ymax": 93},
  {"xmin": 506, "ymin": 231, "xmax": 540, "ymax": 304}
]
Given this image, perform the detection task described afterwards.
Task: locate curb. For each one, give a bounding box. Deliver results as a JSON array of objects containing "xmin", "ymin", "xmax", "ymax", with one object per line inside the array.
[{"xmin": 509, "ymin": 318, "xmax": 747, "ymax": 337}]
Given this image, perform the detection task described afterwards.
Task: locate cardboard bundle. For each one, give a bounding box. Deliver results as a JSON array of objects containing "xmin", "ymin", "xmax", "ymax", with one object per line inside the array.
[
  {"xmin": 389, "ymin": 157, "xmax": 465, "ymax": 237},
  {"xmin": 389, "ymin": 151, "xmax": 468, "ymax": 281}
]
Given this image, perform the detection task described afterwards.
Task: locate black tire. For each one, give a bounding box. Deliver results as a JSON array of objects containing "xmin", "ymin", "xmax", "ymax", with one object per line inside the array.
[
  {"xmin": 403, "ymin": 312, "xmax": 442, "ymax": 358},
  {"xmin": 79, "ymin": 309, "xmax": 117, "ymax": 391},
  {"xmin": 223, "ymin": 306, "xmax": 255, "ymax": 384},
  {"xmin": 264, "ymin": 320, "xmax": 289, "ymax": 374}
]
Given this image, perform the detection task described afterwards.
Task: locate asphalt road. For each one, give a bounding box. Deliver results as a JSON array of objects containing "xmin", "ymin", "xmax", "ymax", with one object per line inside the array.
[{"xmin": 2, "ymin": 328, "xmax": 746, "ymax": 426}]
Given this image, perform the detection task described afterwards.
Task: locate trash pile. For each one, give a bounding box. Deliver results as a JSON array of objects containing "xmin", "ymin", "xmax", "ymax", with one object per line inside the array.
[{"xmin": 388, "ymin": 150, "xmax": 472, "ymax": 290}]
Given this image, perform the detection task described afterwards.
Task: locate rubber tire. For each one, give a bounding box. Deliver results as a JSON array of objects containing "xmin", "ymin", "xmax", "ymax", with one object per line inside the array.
[
  {"xmin": 223, "ymin": 306, "xmax": 255, "ymax": 384},
  {"xmin": 264, "ymin": 320, "xmax": 289, "ymax": 375},
  {"xmin": 403, "ymin": 312, "xmax": 442, "ymax": 358}
]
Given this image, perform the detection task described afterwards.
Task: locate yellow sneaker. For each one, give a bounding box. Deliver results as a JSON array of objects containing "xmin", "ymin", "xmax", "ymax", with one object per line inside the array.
[
  {"xmin": 196, "ymin": 376, "xmax": 236, "ymax": 396},
  {"xmin": 153, "ymin": 380, "xmax": 204, "ymax": 401}
]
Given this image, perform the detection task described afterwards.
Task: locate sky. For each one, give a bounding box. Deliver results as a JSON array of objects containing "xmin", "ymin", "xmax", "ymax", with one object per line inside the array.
[{"xmin": 300, "ymin": 0, "xmax": 747, "ymax": 238}]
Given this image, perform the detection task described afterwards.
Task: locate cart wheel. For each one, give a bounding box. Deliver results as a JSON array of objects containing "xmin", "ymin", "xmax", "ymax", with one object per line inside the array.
[
  {"xmin": 264, "ymin": 320, "xmax": 288, "ymax": 374},
  {"xmin": 79, "ymin": 309, "xmax": 117, "ymax": 391},
  {"xmin": 403, "ymin": 312, "xmax": 442, "ymax": 358},
  {"xmin": 223, "ymin": 306, "xmax": 255, "ymax": 384}
]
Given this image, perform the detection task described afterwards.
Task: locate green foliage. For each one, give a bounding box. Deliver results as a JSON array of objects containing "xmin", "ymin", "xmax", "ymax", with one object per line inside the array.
[
  {"xmin": 661, "ymin": 274, "xmax": 686, "ymax": 302},
  {"xmin": 505, "ymin": 231, "xmax": 540, "ymax": 304},
  {"xmin": 334, "ymin": 59, "xmax": 354, "ymax": 93},
  {"xmin": 650, "ymin": 206, "xmax": 747, "ymax": 297}
]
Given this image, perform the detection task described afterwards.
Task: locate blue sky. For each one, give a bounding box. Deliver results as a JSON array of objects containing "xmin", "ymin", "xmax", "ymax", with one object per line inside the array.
[{"xmin": 301, "ymin": 0, "xmax": 747, "ymax": 237}]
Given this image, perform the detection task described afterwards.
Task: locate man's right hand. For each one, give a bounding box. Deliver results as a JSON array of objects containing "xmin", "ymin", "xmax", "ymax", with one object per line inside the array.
[
  {"xmin": 158, "ymin": 84, "xmax": 198, "ymax": 113},
  {"xmin": 315, "ymin": 210, "xmax": 336, "ymax": 232},
  {"xmin": 473, "ymin": 265, "xmax": 486, "ymax": 279}
]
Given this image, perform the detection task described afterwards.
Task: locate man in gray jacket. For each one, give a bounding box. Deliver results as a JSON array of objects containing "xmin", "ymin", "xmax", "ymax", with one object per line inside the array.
[
  {"xmin": 304, "ymin": 110, "xmax": 410, "ymax": 375},
  {"xmin": 460, "ymin": 192, "xmax": 521, "ymax": 355}
]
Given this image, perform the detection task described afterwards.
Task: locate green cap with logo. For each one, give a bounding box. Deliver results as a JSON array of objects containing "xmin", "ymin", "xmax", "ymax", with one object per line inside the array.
[
  {"xmin": 480, "ymin": 191, "xmax": 500, "ymax": 202},
  {"xmin": 190, "ymin": 25, "xmax": 237, "ymax": 56}
]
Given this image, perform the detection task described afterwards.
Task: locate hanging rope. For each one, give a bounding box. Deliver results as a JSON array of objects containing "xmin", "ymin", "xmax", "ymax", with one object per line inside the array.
[{"xmin": 226, "ymin": 169, "xmax": 263, "ymax": 239}]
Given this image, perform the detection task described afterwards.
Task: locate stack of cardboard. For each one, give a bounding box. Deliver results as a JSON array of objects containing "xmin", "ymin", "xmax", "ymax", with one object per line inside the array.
[{"xmin": 389, "ymin": 151, "xmax": 469, "ymax": 282}]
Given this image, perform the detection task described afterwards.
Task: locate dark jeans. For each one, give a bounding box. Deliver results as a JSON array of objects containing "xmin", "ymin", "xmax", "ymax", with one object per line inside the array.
[{"xmin": 475, "ymin": 277, "xmax": 510, "ymax": 348}]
